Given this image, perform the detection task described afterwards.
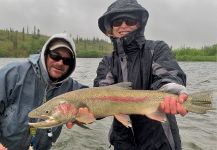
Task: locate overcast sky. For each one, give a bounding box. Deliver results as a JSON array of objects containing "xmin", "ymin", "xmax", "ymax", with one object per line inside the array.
[{"xmin": 0, "ymin": 0, "xmax": 216, "ymax": 48}]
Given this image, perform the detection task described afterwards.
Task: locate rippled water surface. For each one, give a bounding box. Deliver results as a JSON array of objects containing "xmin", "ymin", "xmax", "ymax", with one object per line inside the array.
[{"xmin": 0, "ymin": 58, "xmax": 216, "ymax": 150}]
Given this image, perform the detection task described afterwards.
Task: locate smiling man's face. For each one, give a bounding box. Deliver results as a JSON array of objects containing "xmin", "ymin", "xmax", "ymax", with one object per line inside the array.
[
  {"xmin": 46, "ymin": 48, "xmax": 71, "ymax": 80},
  {"xmin": 111, "ymin": 17, "xmax": 139, "ymax": 38}
]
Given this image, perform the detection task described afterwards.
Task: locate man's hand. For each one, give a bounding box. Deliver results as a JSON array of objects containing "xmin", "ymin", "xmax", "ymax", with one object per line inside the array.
[
  {"xmin": 66, "ymin": 121, "xmax": 74, "ymax": 129},
  {"xmin": 0, "ymin": 144, "xmax": 7, "ymax": 150},
  {"xmin": 160, "ymin": 93, "xmax": 188, "ymax": 116}
]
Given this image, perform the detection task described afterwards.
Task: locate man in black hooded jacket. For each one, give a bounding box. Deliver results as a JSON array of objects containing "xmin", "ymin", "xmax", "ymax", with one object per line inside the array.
[{"xmin": 94, "ymin": 0, "xmax": 188, "ymax": 150}]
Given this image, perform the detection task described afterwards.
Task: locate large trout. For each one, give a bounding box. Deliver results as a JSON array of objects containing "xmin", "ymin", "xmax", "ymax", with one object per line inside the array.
[{"xmin": 28, "ymin": 82, "xmax": 214, "ymax": 129}]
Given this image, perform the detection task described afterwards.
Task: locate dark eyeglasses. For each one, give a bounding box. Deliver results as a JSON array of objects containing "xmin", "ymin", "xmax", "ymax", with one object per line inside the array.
[
  {"xmin": 48, "ymin": 51, "xmax": 72, "ymax": 65},
  {"xmin": 112, "ymin": 18, "xmax": 138, "ymax": 27}
]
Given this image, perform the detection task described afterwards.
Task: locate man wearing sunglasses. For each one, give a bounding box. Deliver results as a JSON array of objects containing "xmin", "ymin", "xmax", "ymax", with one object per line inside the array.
[
  {"xmin": 94, "ymin": 0, "xmax": 188, "ymax": 150},
  {"xmin": 0, "ymin": 33, "xmax": 87, "ymax": 150}
]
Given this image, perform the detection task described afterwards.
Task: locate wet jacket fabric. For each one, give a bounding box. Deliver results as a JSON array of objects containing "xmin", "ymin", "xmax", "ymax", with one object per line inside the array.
[
  {"xmin": 0, "ymin": 33, "xmax": 87, "ymax": 150},
  {"xmin": 95, "ymin": 0, "xmax": 186, "ymax": 150}
]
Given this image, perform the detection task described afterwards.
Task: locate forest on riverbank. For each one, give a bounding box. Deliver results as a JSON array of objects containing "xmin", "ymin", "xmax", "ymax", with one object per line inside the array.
[
  {"xmin": 0, "ymin": 28, "xmax": 216, "ymax": 61},
  {"xmin": 0, "ymin": 28, "xmax": 112, "ymax": 58}
]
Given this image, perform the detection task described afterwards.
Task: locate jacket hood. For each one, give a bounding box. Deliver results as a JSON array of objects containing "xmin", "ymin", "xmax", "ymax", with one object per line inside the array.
[
  {"xmin": 31, "ymin": 33, "xmax": 76, "ymax": 84},
  {"xmin": 98, "ymin": 0, "xmax": 149, "ymax": 36}
]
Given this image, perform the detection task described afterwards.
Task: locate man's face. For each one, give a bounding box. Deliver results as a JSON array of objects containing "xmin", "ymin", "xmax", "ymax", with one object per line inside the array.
[
  {"xmin": 46, "ymin": 48, "xmax": 71, "ymax": 80},
  {"xmin": 111, "ymin": 17, "xmax": 139, "ymax": 38}
]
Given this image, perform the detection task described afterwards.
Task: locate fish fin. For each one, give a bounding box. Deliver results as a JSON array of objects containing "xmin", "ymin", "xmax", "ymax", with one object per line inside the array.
[
  {"xmin": 146, "ymin": 110, "xmax": 166, "ymax": 123},
  {"xmin": 187, "ymin": 90, "xmax": 214, "ymax": 114},
  {"xmin": 114, "ymin": 114, "xmax": 132, "ymax": 128},
  {"xmin": 108, "ymin": 82, "xmax": 132, "ymax": 90},
  {"xmin": 75, "ymin": 107, "xmax": 96, "ymax": 124},
  {"xmin": 75, "ymin": 121, "xmax": 92, "ymax": 130}
]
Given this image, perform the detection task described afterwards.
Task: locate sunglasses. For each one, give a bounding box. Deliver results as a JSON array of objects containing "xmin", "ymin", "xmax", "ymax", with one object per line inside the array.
[
  {"xmin": 112, "ymin": 18, "xmax": 138, "ymax": 27},
  {"xmin": 48, "ymin": 51, "xmax": 72, "ymax": 65}
]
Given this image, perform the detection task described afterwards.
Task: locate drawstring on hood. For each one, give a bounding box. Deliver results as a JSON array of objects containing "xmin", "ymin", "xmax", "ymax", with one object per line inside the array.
[{"xmin": 40, "ymin": 33, "xmax": 76, "ymax": 84}]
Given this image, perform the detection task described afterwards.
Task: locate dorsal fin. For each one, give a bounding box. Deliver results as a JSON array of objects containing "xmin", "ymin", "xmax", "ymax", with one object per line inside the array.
[{"xmin": 107, "ymin": 82, "xmax": 132, "ymax": 90}]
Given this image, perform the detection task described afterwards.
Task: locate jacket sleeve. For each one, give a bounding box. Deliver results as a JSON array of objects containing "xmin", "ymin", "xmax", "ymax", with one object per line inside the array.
[
  {"xmin": 0, "ymin": 63, "xmax": 21, "ymax": 140},
  {"xmin": 0, "ymin": 63, "xmax": 19, "ymax": 116},
  {"xmin": 151, "ymin": 41, "xmax": 187, "ymax": 90},
  {"xmin": 94, "ymin": 56, "xmax": 115, "ymax": 87}
]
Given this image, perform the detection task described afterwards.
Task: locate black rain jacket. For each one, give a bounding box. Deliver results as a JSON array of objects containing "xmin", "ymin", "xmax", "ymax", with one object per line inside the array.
[{"xmin": 95, "ymin": 0, "xmax": 186, "ymax": 150}]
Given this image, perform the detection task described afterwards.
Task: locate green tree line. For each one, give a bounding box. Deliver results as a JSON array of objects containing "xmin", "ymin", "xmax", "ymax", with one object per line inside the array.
[
  {"xmin": 172, "ymin": 45, "xmax": 217, "ymax": 61},
  {"xmin": 0, "ymin": 28, "xmax": 112, "ymax": 58},
  {"xmin": 0, "ymin": 27, "xmax": 47, "ymax": 57},
  {"xmin": 0, "ymin": 28, "xmax": 216, "ymax": 61}
]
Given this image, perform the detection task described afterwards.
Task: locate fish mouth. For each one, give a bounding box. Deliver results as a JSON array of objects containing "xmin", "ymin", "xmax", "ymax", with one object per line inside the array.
[
  {"xmin": 28, "ymin": 114, "xmax": 51, "ymax": 120},
  {"xmin": 28, "ymin": 116, "xmax": 62, "ymax": 129}
]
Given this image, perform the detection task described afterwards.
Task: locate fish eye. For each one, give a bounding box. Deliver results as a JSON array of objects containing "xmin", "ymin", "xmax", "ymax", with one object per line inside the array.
[{"xmin": 46, "ymin": 110, "xmax": 49, "ymax": 114}]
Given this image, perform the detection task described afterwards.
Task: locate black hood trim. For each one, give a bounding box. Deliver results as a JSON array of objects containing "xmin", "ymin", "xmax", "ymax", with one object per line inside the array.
[{"xmin": 98, "ymin": 0, "xmax": 149, "ymax": 35}]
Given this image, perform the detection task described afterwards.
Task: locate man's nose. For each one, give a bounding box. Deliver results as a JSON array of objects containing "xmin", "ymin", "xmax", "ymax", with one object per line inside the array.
[
  {"xmin": 56, "ymin": 59, "xmax": 64, "ymax": 65},
  {"xmin": 119, "ymin": 21, "xmax": 128, "ymax": 27}
]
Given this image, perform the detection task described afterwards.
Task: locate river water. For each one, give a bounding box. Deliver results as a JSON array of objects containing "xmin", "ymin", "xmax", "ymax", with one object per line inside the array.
[{"xmin": 0, "ymin": 58, "xmax": 216, "ymax": 150}]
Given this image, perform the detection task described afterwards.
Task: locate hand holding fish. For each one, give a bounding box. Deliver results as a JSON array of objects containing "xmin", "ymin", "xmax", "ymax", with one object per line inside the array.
[
  {"xmin": 160, "ymin": 93, "xmax": 188, "ymax": 116},
  {"xmin": 66, "ymin": 121, "xmax": 74, "ymax": 129},
  {"xmin": 0, "ymin": 144, "xmax": 7, "ymax": 150}
]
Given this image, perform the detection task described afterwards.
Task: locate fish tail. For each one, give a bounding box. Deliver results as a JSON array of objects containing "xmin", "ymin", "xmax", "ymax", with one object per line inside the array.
[{"xmin": 187, "ymin": 91, "xmax": 215, "ymax": 114}]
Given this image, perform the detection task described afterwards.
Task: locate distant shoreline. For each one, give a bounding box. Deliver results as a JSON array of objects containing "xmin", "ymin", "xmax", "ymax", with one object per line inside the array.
[
  {"xmin": 1, "ymin": 29, "xmax": 216, "ymax": 61},
  {"xmin": 0, "ymin": 56, "xmax": 216, "ymax": 62}
]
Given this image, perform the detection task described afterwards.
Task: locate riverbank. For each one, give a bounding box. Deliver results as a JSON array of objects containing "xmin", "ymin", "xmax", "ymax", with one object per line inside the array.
[{"xmin": 0, "ymin": 29, "xmax": 216, "ymax": 61}]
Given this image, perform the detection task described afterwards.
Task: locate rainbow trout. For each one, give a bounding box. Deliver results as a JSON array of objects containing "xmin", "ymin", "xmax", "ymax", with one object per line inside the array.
[{"xmin": 28, "ymin": 82, "xmax": 214, "ymax": 129}]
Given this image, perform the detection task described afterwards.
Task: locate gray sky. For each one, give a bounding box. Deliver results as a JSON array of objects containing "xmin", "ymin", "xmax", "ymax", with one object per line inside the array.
[{"xmin": 0, "ymin": 0, "xmax": 216, "ymax": 48}]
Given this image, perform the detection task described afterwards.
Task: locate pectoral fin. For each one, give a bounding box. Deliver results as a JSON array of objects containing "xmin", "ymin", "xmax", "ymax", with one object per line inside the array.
[
  {"xmin": 108, "ymin": 82, "xmax": 132, "ymax": 90},
  {"xmin": 75, "ymin": 107, "xmax": 96, "ymax": 124},
  {"xmin": 146, "ymin": 110, "xmax": 166, "ymax": 122},
  {"xmin": 75, "ymin": 121, "xmax": 92, "ymax": 130},
  {"xmin": 114, "ymin": 114, "xmax": 132, "ymax": 128}
]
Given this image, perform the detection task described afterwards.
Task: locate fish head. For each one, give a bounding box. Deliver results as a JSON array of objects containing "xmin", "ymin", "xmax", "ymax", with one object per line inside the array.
[{"xmin": 28, "ymin": 98, "xmax": 78, "ymax": 129}]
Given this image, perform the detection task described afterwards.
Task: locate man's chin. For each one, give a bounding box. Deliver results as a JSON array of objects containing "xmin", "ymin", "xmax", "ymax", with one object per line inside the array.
[{"xmin": 49, "ymin": 73, "xmax": 63, "ymax": 80}]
